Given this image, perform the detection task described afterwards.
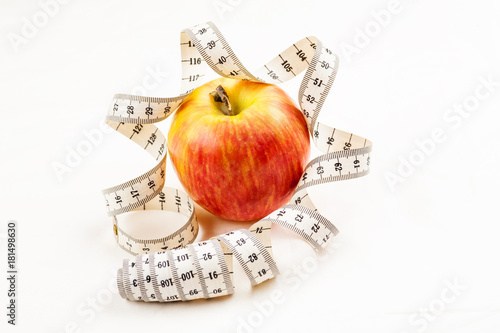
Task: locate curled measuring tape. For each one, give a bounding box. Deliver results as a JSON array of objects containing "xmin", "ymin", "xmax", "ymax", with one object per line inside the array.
[{"xmin": 103, "ymin": 22, "xmax": 372, "ymax": 302}]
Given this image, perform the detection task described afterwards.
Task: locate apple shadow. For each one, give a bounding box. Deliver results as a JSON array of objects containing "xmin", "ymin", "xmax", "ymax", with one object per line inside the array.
[{"xmin": 194, "ymin": 203, "xmax": 257, "ymax": 240}]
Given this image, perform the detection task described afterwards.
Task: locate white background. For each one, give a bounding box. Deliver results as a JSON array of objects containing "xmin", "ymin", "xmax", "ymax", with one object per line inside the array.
[{"xmin": 1, "ymin": 0, "xmax": 500, "ymax": 332}]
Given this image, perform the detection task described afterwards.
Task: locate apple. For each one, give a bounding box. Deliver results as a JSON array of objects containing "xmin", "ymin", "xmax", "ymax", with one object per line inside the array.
[{"xmin": 167, "ymin": 77, "xmax": 310, "ymax": 221}]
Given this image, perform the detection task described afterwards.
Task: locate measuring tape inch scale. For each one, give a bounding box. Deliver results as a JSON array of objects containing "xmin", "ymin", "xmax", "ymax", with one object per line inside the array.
[
  {"xmin": 118, "ymin": 239, "xmax": 235, "ymax": 302},
  {"xmin": 104, "ymin": 21, "xmax": 373, "ymax": 303},
  {"xmin": 113, "ymin": 187, "xmax": 199, "ymax": 255}
]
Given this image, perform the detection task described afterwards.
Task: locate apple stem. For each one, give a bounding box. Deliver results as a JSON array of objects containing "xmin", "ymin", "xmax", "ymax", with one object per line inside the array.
[{"xmin": 210, "ymin": 85, "xmax": 234, "ymax": 116}]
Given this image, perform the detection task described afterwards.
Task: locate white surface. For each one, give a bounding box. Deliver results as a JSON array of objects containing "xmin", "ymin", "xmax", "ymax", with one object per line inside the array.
[{"xmin": 1, "ymin": 0, "xmax": 500, "ymax": 332}]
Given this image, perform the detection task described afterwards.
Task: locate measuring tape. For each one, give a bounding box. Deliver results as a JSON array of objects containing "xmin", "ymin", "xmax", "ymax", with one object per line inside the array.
[{"xmin": 103, "ymin": 22, "xmax": 372, "ymax": 303}]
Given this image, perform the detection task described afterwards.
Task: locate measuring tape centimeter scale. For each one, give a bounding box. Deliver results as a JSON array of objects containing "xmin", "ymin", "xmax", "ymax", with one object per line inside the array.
[{"xmin": 103, "ymin": 21, "xmax": 372, "ymax": 302}]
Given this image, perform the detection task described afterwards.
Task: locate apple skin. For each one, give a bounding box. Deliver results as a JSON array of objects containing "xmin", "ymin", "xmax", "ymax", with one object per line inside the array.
[{"xmin": 167, "ymin": 77, "xmax": 310, "ymax": 221}]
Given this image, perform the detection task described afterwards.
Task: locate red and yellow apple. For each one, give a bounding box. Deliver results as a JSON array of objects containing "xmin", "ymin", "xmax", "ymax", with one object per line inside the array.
[{"xmin": 167, "ymin": 77, "xmax": 310, "ymax": 221}]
